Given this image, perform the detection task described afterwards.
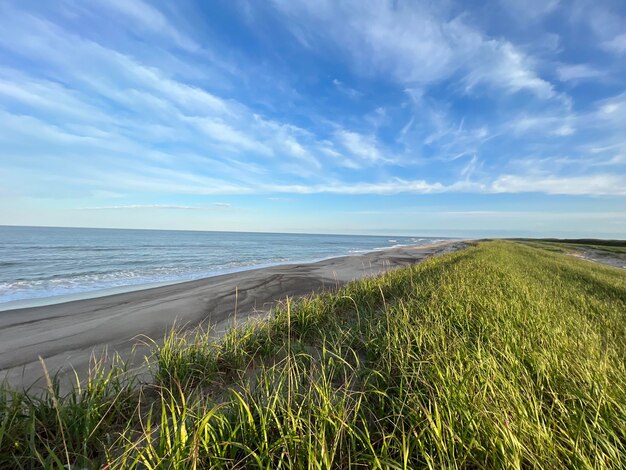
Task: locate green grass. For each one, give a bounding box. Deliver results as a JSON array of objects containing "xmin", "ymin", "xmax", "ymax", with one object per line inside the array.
[{"xmin": 1, "ymin": 241, "xmax": 625, "ymax": 468}]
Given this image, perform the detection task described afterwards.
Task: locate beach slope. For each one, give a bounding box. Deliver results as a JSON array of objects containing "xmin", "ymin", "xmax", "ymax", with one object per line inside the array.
[{"xmin": 0, "ymin": 241, "xmax": 464, "ymax": 389}]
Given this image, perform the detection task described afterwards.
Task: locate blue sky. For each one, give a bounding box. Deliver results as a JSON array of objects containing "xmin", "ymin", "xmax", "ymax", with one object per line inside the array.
[{"xmin": 0, "ymin": 0, "xmax": 625, "ymax": 237}]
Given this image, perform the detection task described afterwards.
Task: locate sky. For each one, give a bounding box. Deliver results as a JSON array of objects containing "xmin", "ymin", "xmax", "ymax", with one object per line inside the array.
[{"xmin": 0, "ymin": 0, "xmax": 625, "ymax": 238}]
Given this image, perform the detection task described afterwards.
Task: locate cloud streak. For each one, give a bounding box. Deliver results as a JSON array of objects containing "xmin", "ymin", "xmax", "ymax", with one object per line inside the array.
[
  {"xmin": 270, "ymin": 0, "xmax": 556, "ymax": 99},
  {"xmin": 0, "ymin": 0, "xmax": 624, "ymax": 235}
]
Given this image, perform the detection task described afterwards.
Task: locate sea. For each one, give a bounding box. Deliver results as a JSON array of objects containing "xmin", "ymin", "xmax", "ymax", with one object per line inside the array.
[{"xmin": 0, "ymin": 226, "xmax": 449, "ymax": 310}]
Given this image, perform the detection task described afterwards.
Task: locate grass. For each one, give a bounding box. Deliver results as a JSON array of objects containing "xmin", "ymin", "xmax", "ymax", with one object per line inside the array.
[{"xmin": 1, "ymin": 240, "xmax": 625, "ymax": 468}]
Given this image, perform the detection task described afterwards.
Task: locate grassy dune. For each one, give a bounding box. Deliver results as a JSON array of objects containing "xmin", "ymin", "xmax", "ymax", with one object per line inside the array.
[{"xmin": 1, "ymin": 241, "xmax": 625, "ymax": 468}]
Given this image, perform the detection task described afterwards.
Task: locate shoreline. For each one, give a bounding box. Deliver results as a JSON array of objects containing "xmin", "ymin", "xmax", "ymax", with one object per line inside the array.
[
  {"xmin": 0, "ymin": 240, "xmax": 466, "ymax": 390},
  {"xmin": 0, "ymin": 240, "xmax": 454, "ymax": 312}
]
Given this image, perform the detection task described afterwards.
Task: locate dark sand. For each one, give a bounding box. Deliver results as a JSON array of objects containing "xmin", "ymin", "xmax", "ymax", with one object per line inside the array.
[
  {"xmin": 0, "ymin": 241, "xmax": 466, "ymax": 390},
  {"xmin": 570, "ymin": 247, "xmax": 626, "ymax": 270}
]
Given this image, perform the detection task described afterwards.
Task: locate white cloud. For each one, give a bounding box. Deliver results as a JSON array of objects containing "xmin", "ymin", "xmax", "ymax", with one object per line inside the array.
[
  {"xmin": 271, "ymin": 0, "xmax": 555, "ymax": 99},
  {"xmin": 499, "ymin": 0, "xmax": 560, "ymax": 20},
  {"xmin": 251, "ymin": 117, "xmax": 322, "ymax": 168},
  {"xmin": 604, "ymin": 154, "xmax": 626, "ymax": 165},
  {"xmin": 266, "ymin": 173, "xmax": 626, "ymax": 196},
  {"xmin": 0, "ymin": 73, "xmax": 109, "ymax": 123},
  {"xmin": 0, "ymin": 12, "xmax": 230, "ymax": 117},
  {"xmin": 507, "ymin": 114, "xmax": 576, "ymax": 137},
  {"xmin": 84, "ymin": 204, "xmax": 201, "ymax": 210},
  {"xmin": 186, "ymin": 117, "xmax": 273, "ymax": 156},
  {"xmin": 93, "ymin": 170, "xmax": 253, "ymax": 195},
  {"xmin": 265, "ymin": 179, "xmax": 465, "ymax": 195},
  {"xmin": 1, "ymin": 0, "xmax": 624, "ymax": 220},
  {"xmin": 273, "ymin": 0, "xmax": 458, "ymax": 84},
  {"xmin": 0, "ymin": 5, "xmax": 342, "ymax": 189},
  {"xmin": 586, "ymin": 93, "xmax": 626, "ymax": 144},
  {"xmin": 552, "ymin": 125, "xmax": 575, "ymax": 136},
  {"xmin": 332, "ymin": 79, "xmax": 362, "ymax": 98},
  {"xmin": 335, "ymin": 130, "xmax": 385, "ymax": 163},
  {"xmin": 94, "ymin": 0, "xmax": 199, "ymax": 51},
  {"xmin": 603, "ymin": 32, "xmax": 626, "ymax": 54},
  {"xmin": 91, "ymin": 190, "xmax": 125, "ymax": 199},
  {"xmin": 85, "ymin": 202, "xmax": 235, "ymax": 210},
  {"xmin": 463, "ymin": 41, "xmax": 555, "ymax": 99},
  {"xmin": 265, "ymin": 173, "xmax": 626, "ymax": 196},
  {"xmin": 492, "ymin": 174, "xmax": 626, "ymax": 196},
  {"xmin": 442, "ymin": 210, "xmax": 626, "ymax": 221},
  {"xmin": 460, "ymin": 154, "xmax": 479, "ymax": 179},
  {"xmin": 556, "ymin": 63, "xmax": 603, "ymax": 82}
]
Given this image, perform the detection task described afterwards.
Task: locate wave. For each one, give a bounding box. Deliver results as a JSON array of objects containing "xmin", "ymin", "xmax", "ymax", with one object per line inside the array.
[
  {"xmin": 0, "ymin": 262, "xmax": 20, "ymax": 267},
  {"xmin": 0, "ymin": 228, "xmax": 442, "ymax": 306}
]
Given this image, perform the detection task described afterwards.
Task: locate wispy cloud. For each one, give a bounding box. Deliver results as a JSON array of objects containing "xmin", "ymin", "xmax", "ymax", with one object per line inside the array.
[
  {"xmin": 84, "ymin": 202, "xmax": 232, "ymax": 210},
  {"xmin": 603, "ymin": 33, "xmax": 626, "ymax": 54},
  {"xmin": 492, "ymin": 174, "xmax": 626, "ymax": 196},
  {"xmin": 93, "ymin": 0, "xmax": 199, "ymax": 51},
  {"xmin": 0, "ymin": 0, "xmax": 624, "ymax": 234},
  {"xmin": 332, "ymin": 79, "xmax": 363, "ymax": 99},
  {"xmin": 335, "ymin": 130, "xmax": 387, "ymax": 164},
  {"xmin": 498, "ymin": 0, "xmax": 560, "ymax": 21},
  {"xmin": 556, "ymin": 63, "xmax": 603, "ymax": 82},
  {"xmin": 266, "ymin": 175, "xmax": 624, "ymax": 196},
  {"xmin": 462, "ymin": 40, "xmax": 555, "ymax": 99},
  {"xmin": 270, "ymin": 0, "xmax": 556, "ymax": 99},
  {"xmin": 441, "ymin": 210, "xmax": 626, "ymax": 220},
  {"xmin": 83, "ymin": 204, "xmax": 202, "ymax": 210},
  {"xmin": 507, "ymin": 113, "xmax": 576, "ymax": 137}
]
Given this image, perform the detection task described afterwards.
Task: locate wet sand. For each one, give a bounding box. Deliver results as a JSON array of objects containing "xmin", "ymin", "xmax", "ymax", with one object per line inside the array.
[{"xmin": 0, "ymin": 241, "xmax": 466, "ymax": 390}]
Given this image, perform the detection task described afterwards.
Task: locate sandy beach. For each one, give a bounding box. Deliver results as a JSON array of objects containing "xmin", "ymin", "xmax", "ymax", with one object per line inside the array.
[
  {"xmin": 569, "ymin": 247, "xmax": 626, "ymax": 270},
  {"xmin": 0, "ymin": 241, "xmax": 466, "ymax": 390}
]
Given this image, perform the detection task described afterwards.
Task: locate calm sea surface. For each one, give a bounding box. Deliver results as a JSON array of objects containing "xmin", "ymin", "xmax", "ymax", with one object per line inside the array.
[{"xmin": 0, "ymin": 226, "xmax": 448, "ymax": 309}]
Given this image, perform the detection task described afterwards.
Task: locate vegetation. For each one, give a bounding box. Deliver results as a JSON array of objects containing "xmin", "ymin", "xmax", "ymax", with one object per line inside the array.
[{"xmin": 1, "ymin": 241, "xmax": 625, "ymax": 468}]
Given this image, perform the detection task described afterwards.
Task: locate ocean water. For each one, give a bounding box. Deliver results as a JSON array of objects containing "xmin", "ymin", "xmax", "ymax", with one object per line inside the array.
[{"xmin": 0, "ymin": 226, "xmax": 447, "ymax": 309}]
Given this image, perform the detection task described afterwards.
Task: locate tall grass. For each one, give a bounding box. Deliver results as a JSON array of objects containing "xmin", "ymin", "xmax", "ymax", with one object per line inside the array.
[
  {"xmin": 0, "ymin": 353, "xmax": 139, "ymax": 468},
  {"xmin": 1, "ymin": 241, "xmax": 625, "ymax": 468}
]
